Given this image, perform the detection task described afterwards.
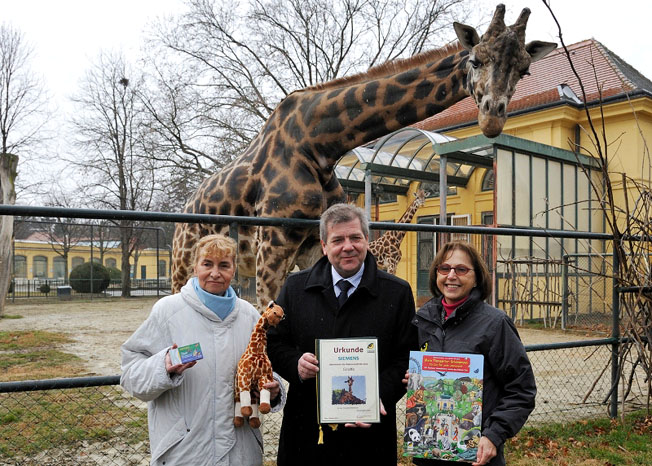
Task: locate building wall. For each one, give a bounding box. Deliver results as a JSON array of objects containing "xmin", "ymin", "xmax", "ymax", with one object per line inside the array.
[
  {"xmin": 13, "ymin": 241, "xmax": 171, "ymax": 281},
  {"xmin": 365, "ymin": 96, "xmax": 651, "ymax": 295}
]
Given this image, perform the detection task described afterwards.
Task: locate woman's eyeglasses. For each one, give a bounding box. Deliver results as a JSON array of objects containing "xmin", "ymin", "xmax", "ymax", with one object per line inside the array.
[{"xmin": 436, "ymin": 265, "xmax": 473, "ymax": 276}]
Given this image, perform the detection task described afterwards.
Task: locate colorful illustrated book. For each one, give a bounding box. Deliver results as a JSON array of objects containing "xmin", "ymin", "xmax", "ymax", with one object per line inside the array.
[{"xmin": 403, "ymin": 351, "xmax": 484, "ymax": 463}]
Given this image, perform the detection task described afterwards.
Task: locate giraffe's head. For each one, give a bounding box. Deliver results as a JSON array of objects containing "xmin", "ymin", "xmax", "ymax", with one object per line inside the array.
[
  {"xmin": 454, "ymin": 4, "xmax": 557, "ymax": 138},
  {"xmin": 263, "ymin": 300, "xmax": 285, "ymax": 327},
  {"xmin": 415, "ymin": 189, "xmax": 427, "ymax": 207}
]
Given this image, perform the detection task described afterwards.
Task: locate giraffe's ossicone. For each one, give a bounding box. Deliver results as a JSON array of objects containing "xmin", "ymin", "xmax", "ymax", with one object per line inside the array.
[{"xmin": 172, "ymin": 4, "xmax": 556, "ymax": 308}]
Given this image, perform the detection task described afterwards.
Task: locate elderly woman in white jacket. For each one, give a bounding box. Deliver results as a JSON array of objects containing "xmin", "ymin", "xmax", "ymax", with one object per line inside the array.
[{"xmin": 121, "ymin": 234, "xmax": 285, "ymax": 466}]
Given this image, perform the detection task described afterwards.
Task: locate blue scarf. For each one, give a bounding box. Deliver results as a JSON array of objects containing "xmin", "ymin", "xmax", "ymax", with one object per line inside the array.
[{"xmin": 191, "ymin": 277, "xmax": 236, "ymax": 320}]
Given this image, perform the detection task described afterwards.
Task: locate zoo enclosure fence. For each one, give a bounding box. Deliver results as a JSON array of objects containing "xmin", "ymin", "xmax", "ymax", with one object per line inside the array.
[{"xmin": 0, "ymin": 204, "xmax": 646, "ymax": 465}]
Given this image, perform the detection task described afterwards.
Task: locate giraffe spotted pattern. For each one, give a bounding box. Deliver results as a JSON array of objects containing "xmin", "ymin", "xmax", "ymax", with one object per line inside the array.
[{"xmin": 369, "ymin": 189, "xmax": 427, "ymax": 275}]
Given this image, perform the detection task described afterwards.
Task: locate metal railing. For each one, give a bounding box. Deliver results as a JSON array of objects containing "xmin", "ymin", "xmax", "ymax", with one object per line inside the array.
[{"xmin": 0, "ymin": 204, "xmax": 643, "ymax": 465}]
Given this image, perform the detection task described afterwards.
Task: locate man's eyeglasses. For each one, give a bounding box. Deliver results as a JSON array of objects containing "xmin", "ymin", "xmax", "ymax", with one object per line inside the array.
[{"xmin": 436, "ymin": 265, "xmax": 473, "ymax": 276}]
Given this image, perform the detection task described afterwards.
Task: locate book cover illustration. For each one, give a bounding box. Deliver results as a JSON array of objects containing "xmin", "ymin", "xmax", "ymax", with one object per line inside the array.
[{"xmin": 403, "ymin": 351, "xmax": 484, "ymax": 463}]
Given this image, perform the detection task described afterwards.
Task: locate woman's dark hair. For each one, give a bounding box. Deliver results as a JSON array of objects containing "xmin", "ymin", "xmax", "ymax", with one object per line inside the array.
[{"xmin": 428, "ymin": 240, "xmax": 492, "ymax": 300}]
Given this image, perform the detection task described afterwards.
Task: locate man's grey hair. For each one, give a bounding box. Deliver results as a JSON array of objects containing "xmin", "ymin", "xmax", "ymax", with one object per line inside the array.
[{"xmin": 319, "ymin": 203, "xmax": 369, "ymax": 242}]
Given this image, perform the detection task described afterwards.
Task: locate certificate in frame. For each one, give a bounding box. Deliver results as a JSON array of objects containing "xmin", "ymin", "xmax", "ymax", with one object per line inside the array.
[{"xmin": 316, "ymin": 337, "xmax": 380, "ymax": 424}]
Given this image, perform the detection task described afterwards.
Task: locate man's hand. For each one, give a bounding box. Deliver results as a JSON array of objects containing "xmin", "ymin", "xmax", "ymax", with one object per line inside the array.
[
  {"xmin": 344, "ymin": 400, "xmax": 386, "ymax": 428},
  {"xmin": 297, "ymin": 352, "xmax": 319, "ymax": 380},
  {"xmin": 472, "ymin": 436, "xmax": 497, "ymax": 465},
  {"xmin": 165, "ymin": 343, "xmax": 197, "ymax": 375},
  {"xmin": 402, "ymin": 369, "xmax": 409, "ymax": 386}
]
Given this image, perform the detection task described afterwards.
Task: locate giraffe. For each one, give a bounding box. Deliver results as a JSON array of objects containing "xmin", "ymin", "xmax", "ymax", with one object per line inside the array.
[
  {"xmin": 171, "ymin": 4, "xmax": 557, "ymax": 308},
  {"xmin": 234, "ymin": 301, "xmax": 284, "ymax": 429},
  {"xmin": 369, "ymin": 189, "xmax": 427, "ymax": 275},
  {"xmin": 346, "ymin": 376, "xmax": 354, "ymax": 394}
]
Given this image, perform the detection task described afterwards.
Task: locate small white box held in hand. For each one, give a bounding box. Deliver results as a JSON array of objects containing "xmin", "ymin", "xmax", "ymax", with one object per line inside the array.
[{"xmin": 169, "ymin": 342, "xmax": 204, "ymax": 365}]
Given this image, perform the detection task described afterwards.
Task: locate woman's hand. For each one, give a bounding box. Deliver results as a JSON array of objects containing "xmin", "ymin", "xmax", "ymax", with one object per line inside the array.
[
  {"xmin": 472, "ymin": 436, "xmax": 497, "ymax": 465},
  {"xmin": 263, "ymin": 379, "xmax": 280, "ymax": 401},
  {"xmin": 165, "ymin": 343, "xmax": 197, "ymax": 376},
  {"xmin": 402, "ymin": 369, "xmax": 409, "ymax": 386}
]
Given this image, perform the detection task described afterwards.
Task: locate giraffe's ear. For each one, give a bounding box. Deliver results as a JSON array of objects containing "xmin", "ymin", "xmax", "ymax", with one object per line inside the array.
[
  {"xmin": 454, "ymin": 22, "xmax": 480, "ymax": 50},
  {"xmin": 525, "ymin": 41, "xmax": 557, "ymax": 63}
]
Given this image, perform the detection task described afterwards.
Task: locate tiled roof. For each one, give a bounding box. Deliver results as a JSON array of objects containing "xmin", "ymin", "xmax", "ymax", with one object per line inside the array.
[{"xmin": 416, "ymin": 39, "xmax": 652, "ymax": 132}]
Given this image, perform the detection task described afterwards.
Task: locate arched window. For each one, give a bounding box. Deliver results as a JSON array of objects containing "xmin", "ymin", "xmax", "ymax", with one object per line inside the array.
[
  {"xmin": 33, "ymin": 256, "xmax": 48, "ymax": 278},
  {"xmin": 53, "ymin": 257, "xmax": 66, "ymax": 279},
  {"xmin": 105, "ymin": 257, "xmax": 117, "ymax": 268},
  {"xmin": 14, "ymin": 255, "xmax": 27, "ymax": 278},
  {"xmin": 158, "ymin": 260, "xmax": 167, "ymax": 277},
  {"xmin": 481, "ymin": 169, "xmax": 494, "ymax": 192},
  {"xmin": 71, "ymin": 256, "xmax": 84, "ymax": 270}
]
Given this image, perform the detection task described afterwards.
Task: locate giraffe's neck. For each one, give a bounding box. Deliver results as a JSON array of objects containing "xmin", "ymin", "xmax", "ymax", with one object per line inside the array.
[
  {"xmin": 391, "ymin": 199, "xmax": 424, "ymax": 243},
  {"xmin": 267, "ymin": 47, "xmax": 470, "ymax": 171},
  {"xmin": 247, "ymin": 319, "xmax": 268, "ymax": 351}
]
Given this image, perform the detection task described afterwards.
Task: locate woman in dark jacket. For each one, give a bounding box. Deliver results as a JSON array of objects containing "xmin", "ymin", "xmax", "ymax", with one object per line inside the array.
[{"xmin": 409, "ymin": 241, "xmax": 535, "ymax": 466}]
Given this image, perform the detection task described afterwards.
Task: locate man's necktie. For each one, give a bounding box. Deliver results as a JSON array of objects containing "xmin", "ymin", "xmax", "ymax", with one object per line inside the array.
[{"xmin": 337, "ymin": 279, "xmax": 353, "ymax": 308}]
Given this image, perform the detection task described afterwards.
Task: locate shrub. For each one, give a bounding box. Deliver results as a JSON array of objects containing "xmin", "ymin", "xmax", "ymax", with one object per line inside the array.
[
  {"xmin": 106, "ymin": 266, "xmax": 122, "ymax": 281},
  {"xmin": 69, "ymin": 262, "xmax": 111, "ymax": 293},
  {"xmin": 39, "ymin": 283, "xmax": 51, "ymax": 294}
]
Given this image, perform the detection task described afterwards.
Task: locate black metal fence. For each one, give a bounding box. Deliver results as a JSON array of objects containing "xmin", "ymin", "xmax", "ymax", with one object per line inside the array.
[
  {"xmin": 0, "ymin": 204, "xmax": 646, "ymax": 465},
  {"xmin": 7, "ymin": 278, "xmax": 171, "ymax": 300}
]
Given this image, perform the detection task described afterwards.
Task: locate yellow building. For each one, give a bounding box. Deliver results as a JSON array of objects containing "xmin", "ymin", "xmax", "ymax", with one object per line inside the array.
[{"xmin": 13, "ymin": 232, "xmax": 171, "ymax": 283}]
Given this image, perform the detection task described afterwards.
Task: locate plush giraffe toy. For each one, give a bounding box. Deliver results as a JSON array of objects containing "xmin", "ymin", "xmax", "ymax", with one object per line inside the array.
[{"xmin": 234, "ymin": 300, "xmax": 284, "ymax": 428}]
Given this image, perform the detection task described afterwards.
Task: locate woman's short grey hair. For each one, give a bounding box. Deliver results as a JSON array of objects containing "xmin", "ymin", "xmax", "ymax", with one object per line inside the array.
[{"xmin": 319, "ymin": 203, "xmax": 369, "ymax": 241}]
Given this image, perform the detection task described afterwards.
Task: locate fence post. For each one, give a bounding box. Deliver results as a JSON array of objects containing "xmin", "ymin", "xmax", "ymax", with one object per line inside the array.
[
  {"xmin": 229, "ymin": 222, "xmax": 241, "ymax": 296},
  {"xmin": 610, "ymin": 248, "xmax": 619, "ymax": 419},
  {"xmin": 561, "ymin": 255, "xmax": 568, "ymax": 330}
]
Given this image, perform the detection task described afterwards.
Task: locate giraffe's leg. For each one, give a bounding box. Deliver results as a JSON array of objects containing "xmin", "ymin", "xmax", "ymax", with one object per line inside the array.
[
  {"xmin": 258, "ymin": 375, "xmax": 272, "ymax": 414},
  {"xmin": 233, "ymin": 376, "xmax": 245, "ymax": 427},
  {"xmin": 248, "ymin": 402, "xmax": 261, "ymax": 429},
  {"xmin": 255, "ymin": 226, "xmax": 304, "ymax": 308},
  {"xmin": 234, "ymin": 401, "xmax": 244, "ymax": 427},
  {"xmin": 171, "ymin": 223, "xmax": 201, "ymax": 293},
  {"xmin": 240, "ymin": 390, "xmax": 253, "ymax": 417}
]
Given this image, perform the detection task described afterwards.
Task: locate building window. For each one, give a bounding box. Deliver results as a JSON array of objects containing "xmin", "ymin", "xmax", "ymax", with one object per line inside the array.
[
  {"xmin": 481, "ymin": 169, "xmax": 494, "ymax": 192},
  {"xmin": 422, "ymin": 182, "xmax": 457, "ymax": 198},
  {"xmin": 481, "ymin": 211, "xmax": 494, "ymax": 225},
  {"xmin": 14, "ymin": 255, "xmax": 27, "ymax": 278},
  {"xmin": 33, "ymin": 256, "xmax": 48, "ymax": 278},
  {"xmin": 158, "ymin": 260, "xmax": 167, "ymax": 277},
  {"xmin": 72, "ymin": 256, "xmax": 84, "ymax": 270},
  {"xmin": 105, "ymin": 257, "xmax": 117, "ymax": 268},
  {"xmin": 53, "ymin": 257, "xmax": 66, "ymax": 279}
]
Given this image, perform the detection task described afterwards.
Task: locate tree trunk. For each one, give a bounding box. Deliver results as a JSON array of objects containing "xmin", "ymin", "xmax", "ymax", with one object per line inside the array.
[
  {"xmin": 0, "ymin": 153, "xmax": 18, "ymax": 317},
  {"xmin": 120, "ymin": 221, "xmax": 132, "ymax": 297}
]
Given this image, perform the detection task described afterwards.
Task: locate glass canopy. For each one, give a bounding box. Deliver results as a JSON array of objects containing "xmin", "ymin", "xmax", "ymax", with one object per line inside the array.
[{"xmin": 335, "ymin": 128, "xmax": 492, "ymax": 195}]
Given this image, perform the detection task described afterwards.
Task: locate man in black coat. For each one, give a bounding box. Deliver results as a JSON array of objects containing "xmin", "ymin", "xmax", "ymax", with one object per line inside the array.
[{"xmin": 267, "ymin": 203, "xmax": 418, "ymax": 466}]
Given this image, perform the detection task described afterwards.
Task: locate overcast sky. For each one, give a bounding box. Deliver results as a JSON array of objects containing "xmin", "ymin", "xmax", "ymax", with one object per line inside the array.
[
  {"xmin": 1, "ymin": 0, "xmax": 649, "ymax": 118},
  {"xmin": 3, "ymin": 0, "xmax": 651, "ymax": 113}
]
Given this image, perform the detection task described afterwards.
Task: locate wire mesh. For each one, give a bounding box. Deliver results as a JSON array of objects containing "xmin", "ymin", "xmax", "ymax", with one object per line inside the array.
[{"xmin": 2, "ymin": 343, "xmax": 647, "ymax": 465}]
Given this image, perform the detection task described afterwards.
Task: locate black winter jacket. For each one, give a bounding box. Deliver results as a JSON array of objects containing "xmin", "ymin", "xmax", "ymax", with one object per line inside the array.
[
  {"xmin": 412, "ymin": 289, "xmax": 536, "ymax": 466},
  {"xmin": 268, "ymin": 254, "xmax": 418, "ymax": 466}
]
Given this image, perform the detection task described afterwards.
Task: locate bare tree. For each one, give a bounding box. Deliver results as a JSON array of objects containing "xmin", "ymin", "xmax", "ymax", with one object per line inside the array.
[
  {"xmin": 69, "ymin": 51, "xmax": 158, "ymax": 297},
  {"xmin": 0, "ymin": 23, "xmax": 48, "ymax": 316},
  {"xmin": 142, "ymin": 0, "xmax": 481, "ymax": 200}
]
